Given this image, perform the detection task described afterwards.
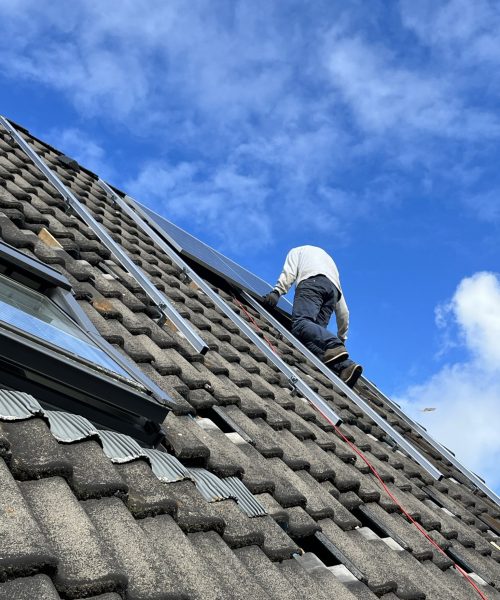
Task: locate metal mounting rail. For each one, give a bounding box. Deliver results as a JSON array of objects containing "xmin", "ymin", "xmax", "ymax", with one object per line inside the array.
[
  {"xmin": 96, "ymin": 186, "xmax": 342, "ymax": 426},
  {"xmin": 240, "ymin": 291, "xmax": 444, "ymax": 481},
  {"xmin": 0, "ymin": 116, "xmax": 208, "ymax": 355},
  {"xmin": 360, "ymin": 377, "xmax": 500, "ymax": 506}
]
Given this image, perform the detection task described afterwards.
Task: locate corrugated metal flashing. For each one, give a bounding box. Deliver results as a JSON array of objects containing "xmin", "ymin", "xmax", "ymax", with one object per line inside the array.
[
  {"xmin": 188, "ymin": 467, "xmax": 236, "ymax": 503},
  {"xmin": 44, "ymin": 411, "xmax": 98, "ymax": 443},
  {"xmin": 224, "ymin": 477, "xmax": 267, "ymax": 517},
  {"xmin": 0, "ymin": 390, "xmax": 44, "ymax": 421},
  {"xmin": 143, "ymin": 448, "xmax": 190, "ymax": 483},
  {"xmin": 99, "ymin": 430, "xmax": 148, "ymax": 463}
]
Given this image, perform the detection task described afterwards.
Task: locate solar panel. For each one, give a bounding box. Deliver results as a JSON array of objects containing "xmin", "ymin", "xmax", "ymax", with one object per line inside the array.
[{"xmin": 138, "ymin": 203, "xmax": 293, "ymax": 315}]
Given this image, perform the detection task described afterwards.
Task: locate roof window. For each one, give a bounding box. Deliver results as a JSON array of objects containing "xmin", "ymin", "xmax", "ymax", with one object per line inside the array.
[{"xmin": 0, "ymin": 240, "xmax": 170, "ymax": 445}]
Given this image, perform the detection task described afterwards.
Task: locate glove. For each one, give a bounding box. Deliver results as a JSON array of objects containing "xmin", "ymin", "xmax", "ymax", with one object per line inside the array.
[{"xmin": 262, "ymin": 290, "xmax": 280, "ymax": 308}]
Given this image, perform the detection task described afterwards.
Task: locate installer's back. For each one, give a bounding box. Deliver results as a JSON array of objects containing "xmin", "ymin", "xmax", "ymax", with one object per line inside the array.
[{"xmin": 274, "ymin": 245, "xmax": 343, "ymax": 296}]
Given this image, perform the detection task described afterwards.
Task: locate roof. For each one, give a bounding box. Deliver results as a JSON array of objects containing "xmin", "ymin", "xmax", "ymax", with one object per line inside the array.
[{"xmin": 0, "ymin": 118, "xmax": 499, "ymax": 600}]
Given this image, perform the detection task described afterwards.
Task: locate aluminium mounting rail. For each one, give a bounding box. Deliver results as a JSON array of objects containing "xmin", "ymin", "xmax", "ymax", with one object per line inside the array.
[
  {"xmin": 0, "ymin": 116, "xmax": 208, "ymax": 355},
  {"xmin": 240, "ymin": 291, "xmax": 444, "ymax": 481},
  {"xmin": 94, "ymin": 181, "xmax": 342, "ymax": 427},
  {"xmin": 360, "ymin": 377, "xmax": 500, "ymax": 506}
]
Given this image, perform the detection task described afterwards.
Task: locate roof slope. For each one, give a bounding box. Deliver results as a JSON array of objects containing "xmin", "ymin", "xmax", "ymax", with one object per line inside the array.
[{"xmin": 0, "ymin": 121, "xmax": 498, "ymax": 600}]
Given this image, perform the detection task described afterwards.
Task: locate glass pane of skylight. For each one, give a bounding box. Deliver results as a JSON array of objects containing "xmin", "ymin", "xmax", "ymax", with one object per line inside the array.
[{"xmin": 0, "ymin": 274, "xmax": 132, "ymax": 380}]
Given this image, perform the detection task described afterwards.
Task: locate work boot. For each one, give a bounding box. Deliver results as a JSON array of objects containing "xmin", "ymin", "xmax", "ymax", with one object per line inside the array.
[
  {"xmin": 339, "ymin": 363, "xmax": 363, "ymax": 388},
  {"xmin": 323, "ymin": 345, "xmax": 349, "ymax": 366}
]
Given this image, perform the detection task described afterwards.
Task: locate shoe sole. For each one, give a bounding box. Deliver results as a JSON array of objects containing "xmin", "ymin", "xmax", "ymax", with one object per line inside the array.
[
  {"xmin": 344, "ymin": 365, "xmax": 363, "ymax": 388},
  {"xmin": 324, "ymin": 351, "xmax": 349, "ymax": 366}
]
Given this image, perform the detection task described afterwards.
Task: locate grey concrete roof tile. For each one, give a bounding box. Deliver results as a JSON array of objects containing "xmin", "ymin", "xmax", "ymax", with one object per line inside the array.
[
  {"xmin": 237, "ymin": 386, "xmax": 268, "ymax": 418},
  {"xmin": 319, "ymin": 451, "xmax": 363, "ymax": 492},
  {"xmin": 282, "ymin": 506, "xmax": 320, "ymax": 538},
  {"xmin": 295, "ymin": 554, "xmax": 366, "ymax": 600},
  {"xmin": 0, "ymin": 574, "xmax": 61, "ymax": 600},
  {"xmin": 185, "ymin": 418, "xmax": 244, "ymax": 477},
  {"xmin": 234, "ymin": 545, "xmax": 299, "ymax": 600},
  {"xmin": 424, "ymin": 485, "xmax": 482, "ymax": 526},
  {"xmin": 253, "ymin": 456, "xmax": 307, "ymax": 508},
  {"xmin": 381, "ymin": 486, "xmax": 443, "ymax": 532},
  {"xmin": 338, "ymin": 491, "xmax": 364, "ymax": 511},
  {"xmin": 423, "ymin": 560, "xmax": 492, "ymax": 600},
  {"xmin": 255, "ymin": 389, "xmax": 295, "ymax": 419},
  {"xmin": 255, "ymin": 515, "xmax": 301, "ymax": 561},
  {"xmin": 254, "ymin": 493, "xmax": 290, "ymax": 526},
  {"xmin": 186, "ymin": 388, "xmax": 217, "ymax": 410},
  {"xmin": 434, "ymin": 506, "xmax": 496, "ymax": 553},
  {"xmin": 0, "ymin": 423, "xmax": 10, "ymax": 459},
  {"xmin": 160, "ymin": 479, "xmax": 225, "ymax": 534},
  {"xmin": 2, "ymin": 418, "xmax": 73, "ymax": 481},
  {"xmin": 189, "ymin": 531, "xmax": 272, "ymax": 599},
  {"xmin": 211, "ymin": 499, "xmax": 265, "ymax": 548},
  {"xmin": 319, "ymin": 519, "xmax": 419, "ymax": 596},
  {"xmin": 210, "ymin": 441, "xmax": 275, "ymax": 495},
  {"xmin": 202, "ymin": 352, "xmax": 231, "ymax": 376},
  {"xmin": 290, "ymin": 470, "xmax": 336, "ymax": 520},
  {"xmin": 83, "ymin": 497, "xmax": 187, "ymax": 600},
  {"xmin": 278, "ymin": 558, "xmax": 340, "ymax": 600},
  {"xmin": 62, "ymin": 440, "xmax": 128, "ymax": 501},
  {"xmin": 216, "ymin": 358, "xmax": 254, "ymax": 387},
  {"xmin": 300, "ymin": 439, "xmax": 339, "ymax": 480},
  {"xmin": 115, "ymin": 460, "xmax": 178, "ymax": 519},
  {"xmin": 358, "ymin": 503, "xmax": 436, "ymax": 562},
  {"xmin": 155, "ymin": 348, "xmax": 209, "ymax": 388},
  {"xmin": 0, "ymin": 458, "xmax": 57, "ymax": 580},
  {"xmin": 162, "ymin": 413, "xmax": 210, "ymax": 462},
  {"xmin": 140, "ymin": 515, "xmax": 228, "ymax": 600},
  {"xmin": 20, "ymin": 477, "xmax": 126, "ymax": 598},
  {"xmin": 191, "ymin": 369, "xmax": 243, "ymax": 405}
]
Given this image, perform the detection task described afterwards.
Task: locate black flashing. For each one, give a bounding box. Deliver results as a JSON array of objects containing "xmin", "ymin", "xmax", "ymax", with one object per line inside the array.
[{"xmin": 0, "ymin": 240, "xmax": 72, "ymax": 291}]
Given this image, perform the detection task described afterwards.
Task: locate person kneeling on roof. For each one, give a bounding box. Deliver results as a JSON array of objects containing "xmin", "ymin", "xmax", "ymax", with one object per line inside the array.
[{"xmin": 262, "ymin": 245, "xmax": 363, "ymax": 389}]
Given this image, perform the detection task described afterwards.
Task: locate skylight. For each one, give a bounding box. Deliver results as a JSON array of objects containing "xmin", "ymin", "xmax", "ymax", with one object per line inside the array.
[{"xmin": 0, "ymin": 273, "xmax": 133, "ymax": 382}]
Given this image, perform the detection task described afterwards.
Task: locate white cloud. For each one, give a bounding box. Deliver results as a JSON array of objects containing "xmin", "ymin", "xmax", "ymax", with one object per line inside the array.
[
  {"xmin": 324, "ymin": 32, "xmax": 500, "ymax": 139},
  {"xmin": 126, "ymin": 160, "xmax": 272, "ymax": 253},
  {"xmin": 400, "ymin": 0, "xmax": 500, "ymax": 67},
  {"xmin": 396, "ymin": 272, "xmax": 500, "ymax": 491}
]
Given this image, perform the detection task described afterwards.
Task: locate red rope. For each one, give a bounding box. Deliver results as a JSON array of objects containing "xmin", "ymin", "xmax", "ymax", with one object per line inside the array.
[{"xmin": 236, "ymin": 297, "xmax": 489, "ymax": 600}]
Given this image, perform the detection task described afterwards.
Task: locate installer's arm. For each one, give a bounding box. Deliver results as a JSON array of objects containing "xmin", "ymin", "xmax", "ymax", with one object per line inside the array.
[
  {"xmin": 263, "ymin": 248, "xmax": 299, "ymax": 307},
  {"xmin": 335, "ymin": 294, "xmax": 349, "ymax": 341}
]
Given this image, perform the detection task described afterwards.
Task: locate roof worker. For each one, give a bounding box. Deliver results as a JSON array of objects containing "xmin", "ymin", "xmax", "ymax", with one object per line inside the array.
[{"xmin": 262, "ymin": 245, "xmax": 363, "ymax": 388}]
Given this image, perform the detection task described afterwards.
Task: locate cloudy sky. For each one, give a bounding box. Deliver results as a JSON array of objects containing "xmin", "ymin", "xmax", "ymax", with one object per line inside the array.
[{"xmin": 1, "ymin": 0, "xmax": 499, "ymax": 492}]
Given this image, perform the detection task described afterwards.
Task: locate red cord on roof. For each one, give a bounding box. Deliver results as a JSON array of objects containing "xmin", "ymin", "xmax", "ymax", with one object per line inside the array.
[{"xmin": 235, "ymin": 297, "xmax": 489, "ymax": 600}]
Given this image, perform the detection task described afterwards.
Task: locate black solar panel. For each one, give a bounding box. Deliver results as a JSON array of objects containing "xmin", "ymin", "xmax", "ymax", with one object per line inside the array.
[{"xmin": 139, "ymin": 204, "xmax": 293, "ymax": 315}]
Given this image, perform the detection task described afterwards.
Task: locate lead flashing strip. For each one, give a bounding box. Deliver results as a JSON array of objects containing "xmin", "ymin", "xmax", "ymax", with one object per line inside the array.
[
  {"xmin": 188, "ymin": 467, "xmax": 236, "ymax": 503},
  {"xmin": 143, "ymin": 448, "xmax": 190, "ymax": 483},
  {"xmin": 0, "ymin": 389, "xmax": 44, "ymax": 420},
  {"xmin": 98, "ymin": 430, "xmax": 148, "ymax": 463},
  {"xmin": 223, "ymin": 476, "xmax": 267, "ymax": 517},
  {"xmin": 44, "ymin": 411, "xmax": 98, "ymax": 443}
]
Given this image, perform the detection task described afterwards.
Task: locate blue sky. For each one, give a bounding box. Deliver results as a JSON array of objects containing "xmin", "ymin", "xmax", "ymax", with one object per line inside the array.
[{"xmin": 1, "ymin": 0, "xmax": 499, "ymax": 492}]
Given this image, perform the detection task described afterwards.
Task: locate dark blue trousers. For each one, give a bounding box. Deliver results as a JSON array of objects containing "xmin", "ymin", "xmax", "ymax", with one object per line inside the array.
[{"xmin": 291, "ymin": 275, "xmax": 353, "ymax": 374}]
